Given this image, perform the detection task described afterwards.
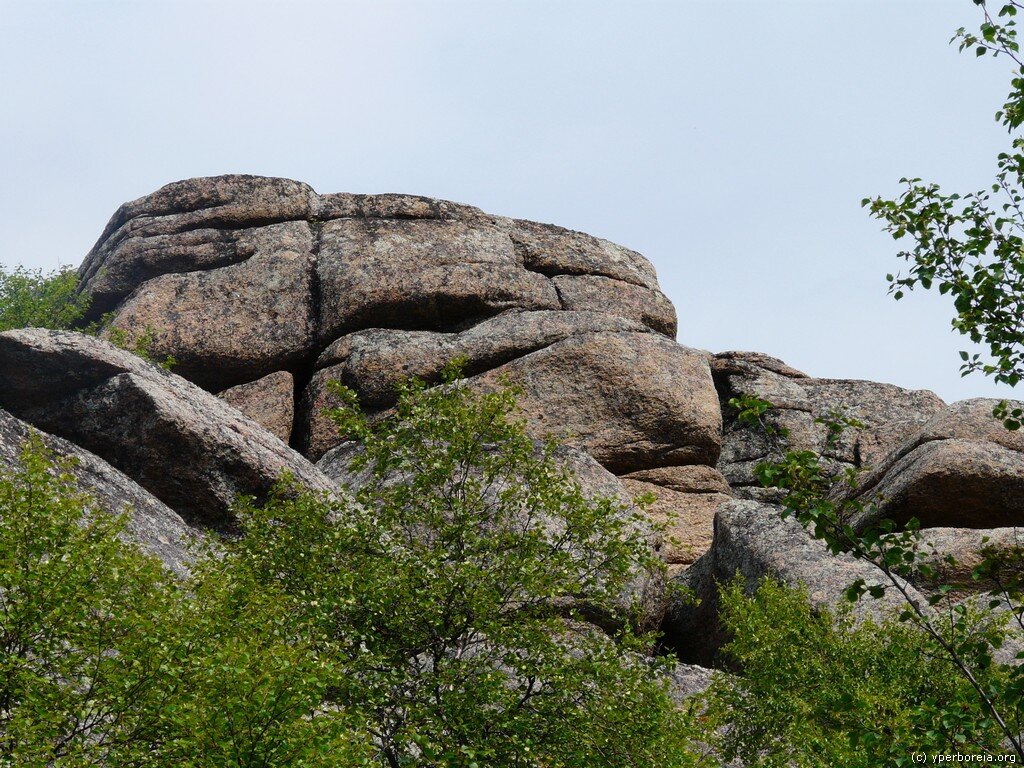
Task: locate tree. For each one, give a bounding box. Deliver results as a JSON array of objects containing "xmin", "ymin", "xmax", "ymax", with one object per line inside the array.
[
  {"xmin": 229, "ymin": 367, "xmax": 697, "ymax": 767},
  {"xmin": 865, "ymin": 1, "xmax": 1024, "ymax": 425},
  {"xmin": 0, "ymin": 370, "xmax": 701, "ymax": 766},
  {"xmin": 0, "ymin": 265, "xmax": 90, "ymax": 333}
]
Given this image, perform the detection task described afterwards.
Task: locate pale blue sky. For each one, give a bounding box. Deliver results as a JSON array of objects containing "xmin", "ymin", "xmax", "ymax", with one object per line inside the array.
[{"xmin": 0, "ymin": 1, "xmax": 1016, "ymax": 403}]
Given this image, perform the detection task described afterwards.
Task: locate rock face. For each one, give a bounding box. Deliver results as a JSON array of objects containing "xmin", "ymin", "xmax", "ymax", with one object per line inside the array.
[
  {"xmin": 218, "ymin": 371, "xmax": 295, "ymax": 444},
  {"xmin": 0, "ymin": 329, "xmax": 336, "ymax": 530},
  {"xmin": 77, "ymin": 174, "xmax": 721, "ymax": 563},
  {"xmin": 663, "ymin": 500, "xmax": 927, "ymax": 666},
  {"xmin": 52, "ymin": 175, "xmax": 1024, "ymax": 683},
  {"xmin": 0, "ymin": 407, "xmax": 197, "ymax": 576},
  {"xmin": 849, "ymin": 398, "xmax": 1024, "ymax": 530},
  {"xmin": 712, "ymin": 351, "xmax": 945, "ymax": 498}
]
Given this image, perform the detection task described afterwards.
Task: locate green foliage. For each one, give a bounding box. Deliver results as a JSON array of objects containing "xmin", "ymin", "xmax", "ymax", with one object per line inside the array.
[
  {"xmin": 227, "ymin": 364, "xmax": 697, "ymax": 767},
  {"xmin": 864, "ymin": 1, "xmax": 1024, "ymax": 427},
  {"xmin": 0, "ymin": 264, "xmax": 90, "ymax": 332},
  {"xmin": 104, "ymin": 323, "xmax": 177, "ymax": 370},
  {"xmin": 701, "ymin": 579, "xmax": 1009, "ymax": 767},
  {"xmin": 0, "ymin": 437, "xmax": 373, "ymax": 766},
  {"xmin": 1, "ymin": 372, "xmax": 702, "ymax": 766},
  {"xmin": 748, "ymin": 393, "xmax": 1024, "ymax": 758}
]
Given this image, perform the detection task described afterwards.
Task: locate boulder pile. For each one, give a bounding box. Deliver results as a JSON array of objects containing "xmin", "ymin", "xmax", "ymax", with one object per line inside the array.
[{"xmin": 2, "ymin": 174, "xmax": 1022, "ymax": 681}]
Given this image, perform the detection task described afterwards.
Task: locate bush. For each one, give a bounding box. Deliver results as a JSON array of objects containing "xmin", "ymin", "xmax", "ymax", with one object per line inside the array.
[
  {"xmin": 0, "ymin": 264, "xmax": 90, "ymax": 332},
  {"xmin": 0, "ymin": 371, "xmax": 702, "ymax": 766},
  {"xmin": 701, "ymin": 579, "xmax": 1009, "ymax": 767}
]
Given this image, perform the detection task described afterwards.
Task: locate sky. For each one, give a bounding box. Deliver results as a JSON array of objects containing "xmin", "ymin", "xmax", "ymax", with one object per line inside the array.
[{"xmin": 0, "ymin": 0, "xmax": 1018, "ymax": 403}]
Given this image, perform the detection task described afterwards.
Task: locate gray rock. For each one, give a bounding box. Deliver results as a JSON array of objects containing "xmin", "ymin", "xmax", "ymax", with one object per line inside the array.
[
  {"xmin": 79, "ymin": 175, "xmax": 318, "ymax": 317},
  {"xmin": 663, "ymin": 499, "xmax": 926, "ymax": 665},
  {"xmin": 851, "ymin": 399, "xmax": 1024, "ymax": 530},
  {"xmin": 218, "ymin": 370, "xmax": 295, "ymax": 444},
  {"xmin": 299, "ymin": 310, "xmax": 656, "ymax": 458},
  {"xmin": 713, "ymin": 351, "xmax": 945, "ymax": 496},
  {"xmin": 473, "ymin": 332, "xmax": 721, "ymax": 474},
  {"xmin": 315, "ymin": 218, "xmax": 560, "ymax": 341},
  {"xmin": 0, "ymin": 329, "xmax": 336, "ymax": 530},
  {"xmin": 0, "ymin": 407, "xmax": 198, "ymax": 577},
  {"xmin": 551, "ymin": 274, "xmax": 677, "ymax": 338},
  {"xmin": 102, "ymin": 221, "xmax": 316, "ymax": 391},
  {"xmin": 79, "ymin": 175, "xmax": 679, "ymax": 400}
]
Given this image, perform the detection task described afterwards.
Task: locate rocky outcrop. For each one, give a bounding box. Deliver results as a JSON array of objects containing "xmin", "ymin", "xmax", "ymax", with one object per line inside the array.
[
  {"xmin": 217, "ymin": 371, "xmax": 295, "ymax": 444},
  {"xmin": 0, "ymin": 329, "xmax": 336, "ymax": 530},
  {"xmin": 663, "ymin": 499, "xmax": 926, "ymax": 666},
  {"xmin": 619, "ymin": 465, "xmax": 733, "ymax": 569},
  {"xmin": 79, "ymin": 175, "xmax": 678, "ymax": 394},
  {"xmin": 849, "ymin": 399, "xmax": 1024, "ymax": 530},
  {"xmin": 0, "ymin": 407, "xmax": 197, "ymax": 576},
  {"xmin": 712, "ymin": 351, "xmax": 945, "ymax": 498}
]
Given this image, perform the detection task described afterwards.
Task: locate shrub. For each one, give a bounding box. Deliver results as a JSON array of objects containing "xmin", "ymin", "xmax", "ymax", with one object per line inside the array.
[{"xmin": 0, "ymin": 264, "xmax": 90, "ymax": 332}]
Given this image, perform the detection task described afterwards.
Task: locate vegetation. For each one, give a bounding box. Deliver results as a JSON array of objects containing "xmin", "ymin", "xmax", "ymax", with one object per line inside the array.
[
  {"xmin": 0, "ymin": 265, "xmax": 90, "ymax": 333},
  {"xmin": 0, "ymin": 371, "xmax": 701, "ymax": 767},
  {"xmin": 701, "ymin": 579, "xmax": 1009, "ymax": 767},
  {"xmin": 724, "ymin": 390, "xmax": 1024, "ymax": 761}
]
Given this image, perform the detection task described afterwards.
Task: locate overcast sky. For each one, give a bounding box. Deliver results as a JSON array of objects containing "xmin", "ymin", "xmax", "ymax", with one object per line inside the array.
[{"xmin": 0, "ymin": 1, "xmax": 1017, "ymax": 403}]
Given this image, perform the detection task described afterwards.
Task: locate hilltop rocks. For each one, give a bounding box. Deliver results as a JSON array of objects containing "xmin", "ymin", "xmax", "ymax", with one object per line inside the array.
[
  {"xmin": 712, "ymin": 351, "xmax": 945, "ymax": 497},
  {"xmin": 79, "ymin": 175, "xmax": 679, "ymax": 395},
  {"xmin": 850, "ymin": 398, "xmax": 1024, "ymax": 530},
  {"xmin": 0, "ymin": 407, "xmax": 198, "ymax": 576},
  {"xmin": 0, "ymin": 329, "xmax": 336, "ymax": 530},
  {"xmin": 664, "ymin": 499, "xmax": 926, "ymax": 665}
]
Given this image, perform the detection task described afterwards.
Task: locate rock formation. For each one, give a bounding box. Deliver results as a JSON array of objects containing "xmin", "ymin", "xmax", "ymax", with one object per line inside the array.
[{"xmin": 2, "ymin": 174, "xmax": 1022, "ymax": 689}]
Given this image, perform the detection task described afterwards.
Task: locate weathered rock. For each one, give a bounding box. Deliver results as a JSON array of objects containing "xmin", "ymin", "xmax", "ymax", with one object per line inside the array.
[
  {"xmin": 317, "ymin": 440, "xmax": 668, "ymax": 631},
  {"xmin": 847, "ymin": 399, "xmax": 1024, "ymax": 530},
  {"xmin": 299, "ymin": 310, "xmax": 657, "ymax": 458},
  {"xmin": 713, "ymin": 351, "xmax": 945, "ymax": 496},
  {"xmin": 80, "ymin": 176, "xmax": 680, "ymax": 399},
  {"xmin": 551, "ymin": 275, "xmax": 677, "ymax": 337},
  {"xmin": 663, "ymin": 499, "xmax": 926, "ymax": 666},
  {"xmin": 620, "ymin": 466, "xmax": 733, "ymax": 567},
  {"xmin": 0, "ymin": 329, "xmax": 337, "ymax": 530},
  {"xmin": 218, "ymin": 371, "xmax": 295, "ymax": 444},
  {"xmin": 315, "ymin": 218, "xmax": 560, "ymax": 340},
  {"xmin": 0, "ymin": 407, "xmax": 198, "ymax": 577},
  {"xmin": 498, "ymin": 216, "xmax": 661, "ymax": 290},
  {"xmin": 473, "ymin": 332, "xmax": 721, "ymax": 475},
  {"xmin": 79, "ymin": 175, "xmax": 318, "ymax": 317},
  {"xmin": 103, "ymin": 221, "xmax": 316, "ymax": 391}
]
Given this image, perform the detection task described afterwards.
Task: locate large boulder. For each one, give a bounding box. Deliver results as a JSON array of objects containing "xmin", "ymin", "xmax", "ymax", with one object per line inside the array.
[
  {"xmin": 0, "ymin": 329, "xmax": 337, "ymax": 530},
  {"xmin": 663, "ymin": 499, "xmax": 926, "ymax": 666},
  {"xmin": 472, "ymin": 332, "xmax": 720, "ymax": 475},
  {"xmin": 0, "ymin": 407, "xmax": 198, "ymax": 576},
  {"xmin": 298, "ymin": 312, "xmax": 719, "ymax": 468},
  {"xmin": 79, "ymin": 175, "xmax": 679, "ymax": 396},
  {"xmin": 849, "ymin": 399, "xmax": 1024, "ymax": 530},
  {"xmin": 712, "ymin": 351, "xmax": 945, "ymax": 498}
]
